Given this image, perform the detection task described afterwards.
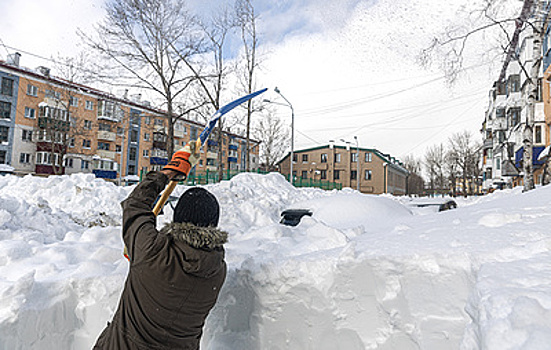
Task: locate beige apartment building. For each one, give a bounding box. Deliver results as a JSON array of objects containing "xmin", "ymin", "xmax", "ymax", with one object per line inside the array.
[
  {"xmin": 0, "ymin": 54, "xmax": 259, "ymax": 182},
  {"xmin": 278, "ymin": 144, "xmax": 409, "ymax": 195}
]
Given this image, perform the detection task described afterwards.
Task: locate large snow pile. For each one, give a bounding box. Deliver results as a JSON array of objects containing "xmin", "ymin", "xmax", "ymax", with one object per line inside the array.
[{"xmin": 1, "ymin": 172, "xmax": 551, "ymax": 349}]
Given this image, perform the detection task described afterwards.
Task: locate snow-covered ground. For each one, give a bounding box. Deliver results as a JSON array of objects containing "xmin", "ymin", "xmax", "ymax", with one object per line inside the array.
[{"xmin": 0, "ymin": 172, "xmax": 550, "ymax": 349}]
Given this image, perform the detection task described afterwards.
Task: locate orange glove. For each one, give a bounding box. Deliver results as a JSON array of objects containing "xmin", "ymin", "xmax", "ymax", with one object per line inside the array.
[{"xmin": 163, "ymin": 139, "xmax": 201, "ymax": 178}]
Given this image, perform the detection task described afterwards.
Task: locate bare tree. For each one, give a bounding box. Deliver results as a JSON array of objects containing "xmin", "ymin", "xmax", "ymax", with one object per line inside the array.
[
  {"xmin": 236, "ymin": 0, "xmax": 261, "ymax": 171},
  {"xmin": 424, "ymin": 144, "xmax": 448, "ymax": 195},
  {"xmin": 402, "ymin": 155, "xmax": 425, "ymax": 195},
  {"xmin": 81, "ymin": 0, "xmax": 202, "ymax": 156},
  {"xmin": 448, "ymin": 131, "xmax": 481, "ymax": 196},
  {"xmin": 254, "ymin": 109, "xmax": 289, "ymax": 171}
]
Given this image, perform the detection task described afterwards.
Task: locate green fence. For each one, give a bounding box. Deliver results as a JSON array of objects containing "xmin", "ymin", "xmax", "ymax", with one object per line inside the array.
[{"xmin": 183, "ymin": 169, "xmax": 342, "ymax": 190}]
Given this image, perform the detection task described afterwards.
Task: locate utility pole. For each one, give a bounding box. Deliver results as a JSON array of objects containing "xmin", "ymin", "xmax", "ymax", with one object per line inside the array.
[{"xmin": 523, "ymin": 0, "xmax": 546, "ymax": 191}]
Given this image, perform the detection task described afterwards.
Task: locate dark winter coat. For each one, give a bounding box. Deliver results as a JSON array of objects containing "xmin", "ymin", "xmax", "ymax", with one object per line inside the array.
[{"xmin": 93, "ymin": 171, "xmax": 227, "ymax": 350}]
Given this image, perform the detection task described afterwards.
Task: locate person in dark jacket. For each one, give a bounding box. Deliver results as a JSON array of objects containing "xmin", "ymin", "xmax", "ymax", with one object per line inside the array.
[{"xmin": 94, "ymin": 142, "xmax": 227, "ymax": 350}]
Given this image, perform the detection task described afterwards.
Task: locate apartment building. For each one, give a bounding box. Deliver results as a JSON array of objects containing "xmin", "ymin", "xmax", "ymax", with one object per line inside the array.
[
  {"xmin": 278, "ymin": 143, "xmax": 409, "ymax": 195},
  {"xmin": 0, "ymin": 54, "xmax": 260, "ymax": 182},
  {"xmin": 481, "ymin": 19, "xmax": 549, "ymax": 190}
]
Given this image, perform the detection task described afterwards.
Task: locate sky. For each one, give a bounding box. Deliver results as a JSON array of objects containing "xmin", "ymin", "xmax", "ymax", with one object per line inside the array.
[{"xmin": 0, "ymin": 0, "xmax": 510, "ymax": 161}]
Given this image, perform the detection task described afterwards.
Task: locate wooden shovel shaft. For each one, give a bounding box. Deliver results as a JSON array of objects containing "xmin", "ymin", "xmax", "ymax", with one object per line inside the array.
[{"xmin": 153, "ymin": 180, "xmax": 178, "ymax": 216}]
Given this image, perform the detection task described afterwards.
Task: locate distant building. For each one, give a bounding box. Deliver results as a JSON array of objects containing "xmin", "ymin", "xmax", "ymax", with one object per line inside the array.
[
  {"xmin": 277, "ymin": 143, "xmax": 409, "ymax": 195},
  {"xmin": 0, "ymin": 55, "xmax": 259, "ymax": 182}
]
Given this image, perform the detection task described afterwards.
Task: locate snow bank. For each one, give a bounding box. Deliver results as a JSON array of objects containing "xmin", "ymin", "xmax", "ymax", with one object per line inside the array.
[{"xmin": 1, "ymin": 172, "xmax": 551, "ymax": 349}]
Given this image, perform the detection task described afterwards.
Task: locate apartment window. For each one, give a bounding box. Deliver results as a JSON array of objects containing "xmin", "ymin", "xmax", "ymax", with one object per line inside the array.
[
  {"xmin": 320, "ymin": 170, "xmax": 327, "ymax": 180},
  {"xmin": 495, "ymin": 108, "xmax": 505, "ymax": 119},
  {"xmin": 84, "ymin": 120, "xmax": 92, "ymax": 130},
  {"xmin": 36, "ymin": 152, "xmax": 60, "ymax": 166},
  {"xmin": 21, "ymin": 130, "xmax": 32, "ymax": 142},
  {"xmin": 350, "ymin": 170, "xmax": 357, "ymax": 180},
  {"xmin": 130, "ymin": 130, "xmax": 138, "ymax": 143},
  {"xmin": 129, "ymin": 147, "xmax": 137, "ymax": 161},
  {"xmin": 144, "ymin": 133, "xmax": 150, "ymax": 141},
  {"xmin": 81, "ymin": 160, "xmax": 90, "ymax": 170},
  {"xmin": 321, "ymin": 153, "xmax": 328, "ymax": 163},
  {"xmin": 64, "ymin": 158, "xmax": 74, "ymax": 168},
  {"xmin": 128, "ymin": 164, "xmax": 136, "ymax": 175},
  {"xmin": 20, "ymin": 153, "xmax": 31, "ymax": 164},
  {"xmin": 116, "ymin": 145, "xmax": 122, "ymax": 153},
  {"xmin": 292, "ymin": 154, "xmax": 298, "ymax": 162},
  {"xmin": 69, "ymin": 96, "xmax": 79, "ymax": 107},
  {"xmin": 365, "ymin": 153, "xmax": 372, "ymax": 162},
  {"xmin": 45, "ymin": 89, "xmax": 61, "ymax": 99},
  {"xmin": 301, "ymin": 170, "xmax": 307, "ymax": 179},
  {"xmin": 131, "ymin": 116, "xmax": 140, "ymax": 126},
  {"xmin": 0, "ymin": 101, "xmax": 11, "ymax": 119},
  {"xmin": 365, "ymin": 170, "xmax": 372, "ymax": 180},
  {"xmin": 496, "ymin": 158, "xmax": 501, "ymax": 170},
  {"xmin": 334, "ymin": 170, "xmax": 340, "ymax": 180},
  {"xmin": 98, "ymin": 142, "xmax": 110, "ymax": 151},
  {"xmin": 1, "ymin": 78, "xmax": 14, "ymax": 96},
  {"xmin": 82, "ymin": 139, "xmax": 91, "ymax": 148},
  {"xmin": 351, "ymin": 153, "xmax": 358, "ymax": 162},
  {"xmin": 85, "ymin": 100, "xmax": 94, "ymax": 110},
  {"xmin": 143, "ymin": 149, "xmax": 149, "ymax": 157},
  {"xmin": 0, "ymin": 150, "xmax": 5, "ymax": 164},
  {"xmin": 0, "ymin": 126, "xmax": 8, "ymax": 142},
  {"xmin": 535, "ymin": 125, "xmax": 543, "ymax": 144},
  {"xmin": 117, "ymin": 127, "xmax": 124, "ymax": 135},
  {"xmin": 144, "ymin": 116, "xmax": 151, "ymax": 125},
  {"xmin": 507, "ymin": 74, "xmax": 520, "ymax": 94},
  {"xmin": 154, "ymin": 118, "xmax": 164, "ymax": 126},
  {"xmin": 69, "ymin": 137, "xmax": 75, "ymax": 147},
  {"xmin": 302, "ymin": 154, "xmax": 308, "ymax": 162},
  {"xmin": 335, "ymin": 153, "xmax": 341, "ymax": 163},
  {"xmin": 98, "ymin": 123, "xmax": 111, "ymax": 131},
  {"xmin": 24, "ymin": 107, "xmax": 36, "ymax": 119},
  {"xmin": 26, "ymin": 84, "xmax": 38, "ymax": 96},
  {"xmin": 508, "ymin": 108, "xmax": 521, "ymax": 127}
]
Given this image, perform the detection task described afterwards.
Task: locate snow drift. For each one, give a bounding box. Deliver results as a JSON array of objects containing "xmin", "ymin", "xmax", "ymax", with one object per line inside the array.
[{"xmin": 0, "ymin": 172, "xmax": 550, "ymax": 349}]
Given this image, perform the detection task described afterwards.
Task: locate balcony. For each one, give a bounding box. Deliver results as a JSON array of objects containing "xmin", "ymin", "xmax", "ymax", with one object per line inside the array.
[
  {"xmin": 150, "ymin": 157, "xmax": 168, "ymax": 165},
  {"xmin": 207, "ymin": 151, "xmax": 218, "ymax": 159},
  {"xmin": 229, "ymin": 144, "xmax": 238, "ymax": 151},
  {"xmin": 98, "ymin": 130, "xmax": 116, "ymax": 142},
  {"xmin": 228, "ymin": 157, "xmax": 238, "ymax": 163},
  {"xmin": 97, "ymin": 150, "xmax": 116, "ymax": 160},
  {"xmin": 93, "ymin": 169, "xmax": 117, "ymax": 180}
]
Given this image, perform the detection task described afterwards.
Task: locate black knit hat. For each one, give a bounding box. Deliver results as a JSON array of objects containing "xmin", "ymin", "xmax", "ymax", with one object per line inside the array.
[{"xmin": 173, "ymin": 187, "xmax": 220, "ymax": 227}]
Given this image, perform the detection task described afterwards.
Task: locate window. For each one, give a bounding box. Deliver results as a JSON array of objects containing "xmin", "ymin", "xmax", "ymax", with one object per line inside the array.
[
  {"xmin": 507, "ymin": 74, "xmax": 520, "ymax": 94},
  {"xmin": 1, "ymin": 78, "xmax": 14, "ymax": 96},
  {"xmin": 98, "ymin": 123, "xmax": 111, "ymax": 131},
  {"xmin": 320, "ymin": 170, "xmax": 327, "ymax": 180},
  {"xmin": 117, "ymin": 127, "xmax": 124, "ymax": 135},
  {"xmin": 0, "ymin": 101, "xmax": 11, "ymax": 119},
  {"xmin": 69, "ymin": 96, "xmax": 79, "ymax": 107},
  {"xmin": 82, "ymin": 139, "xmax": 91, "ymax": 148},
  {"xmin": 508, "ymin": 108, "xmax": 521, "ymax": 127},
  {"xmin": 20, "ymin": 153, "xmax": 31, "ymax": 164},
  {"xmin": 128, "ymin": 164, "xmax": 136, "ymax": 175},
  {"xmin": 27, "ymin": 84, "xmax": 38, "ymax": 96},
  {"xmin": 69, "ymin": 137, "xmax": 75, "ymax": 147},
  {"xmin": 496, "ymin": 158, "xmax": 501, "ymax": 170},
  {"xmin": 335, "ymin": 153, "xmax": 341, "ymax": 163},
  {"xmin": 144, "ymin": 133, "xmax": 150, "ymax": 141},
  {"xmin": 131, "ymin": 116, "xmax": 140, "ymax": 126},
  {"xmin": 45, "ymin": 89, "xmax": 61, "ymax": 99},
  {"xmin": 334, "ymin": 170, "xmax": 340, "ymax": 180},
  {"xmin": 154, "ymin": 118, "xmax": 164, "ymax": 126},
  {"xmin": 292, "ymin": 154, "xmax": 298, "ymax": 162},
  {"xmin": 130, "ymin": 130, "xmax": 138, "ymax": 143},
  {"xmin": 129, "ymin": 147, "xmax": 137, "ymax": 161},
  {"xmin": 0, "ymin": 150, "xmax": 5, "ymax": 164},
  {"xmin": 535, "ymin": 125, "xmax": 543, "ymax": 144},
  {"xmin": 351, "ymin": 153, "xmax": 358, "ymax": 162},
  {"xmin": 24, "ymin": 107, "xmax": 36, "ymax": 119},
  {"xmin": 85, "ymin": 100, "xmax": 94, "ymax": 110},
  {"xmin": 0, "ymin": 126, "xmax": 8, "ymax": 142},
  {"xmin": 36, "ymin": 152, "xmax": 60, "ymax": 166},
  {"xmin": 365, "ymin": 170, "xmax": 372, "ymax": 180},
  {"xmin": 496, "ymin": 108, "xmax": 505, "ymax": 119},
  {"xmin": 350, "ymin": 170, "xmax": 357, "ymax": 180},
  {"xmin": 145, "ymin": 116, "xmax": 151, "ymax": 125},
  {"xmin": 64, "ymin": 158, "xmax": 74, "ymax": 168},
  {"xmin": 143, "ymin": 149, "xmax": 149, "ymax": 157},
  {"xmin": 81, "ymin": 160, "xmax": 90, "ymax": 170},
  {"xmin": 98, "ymin": 142, "xmax": 110, "ymax": 151},
  {"xmin": 116, "ymin": 145, "xmax": 122, "ymax": 153},
  {"xmin": 321, "ymin": 153, "xmax": 328, "ymax": 163},
  {"xmin": 84, "ymin": 120, "xmax": 92, "ymax": 130},
  {"xmin": 22, "ymin": 130, "xmax": 32, "ymax": 142},
  {"xmin": 365, "ymin": 153, "xmax": 372, "ymax": 162},
  {"xmin": 302, "ymin": 154, "xmax": 308, "ymax": 162},
  {"xmin": 301, "ymin": 170, "xmax": 307, "ymax": 179},
  {"xmin": 97, "ymin": 100, "xmax": 117, "ymax": 120}
]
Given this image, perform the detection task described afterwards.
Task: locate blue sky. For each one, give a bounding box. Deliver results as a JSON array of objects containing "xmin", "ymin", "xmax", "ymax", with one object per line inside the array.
[{"xmin": 0, "ymin": 0, "xmax": 500, "ymax": 160}]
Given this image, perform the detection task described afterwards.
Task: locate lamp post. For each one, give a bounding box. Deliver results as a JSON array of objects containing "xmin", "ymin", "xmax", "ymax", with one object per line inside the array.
[
  {"xmin": 263, "ymin": 87, "xmax": 295, "ymax": 185},
  {"xmin": 340, "ymin": 137, "xmax": 360, "ymax": 192}
]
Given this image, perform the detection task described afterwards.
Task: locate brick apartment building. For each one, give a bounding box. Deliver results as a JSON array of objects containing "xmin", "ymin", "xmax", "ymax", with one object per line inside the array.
[
  {"xmin": 278, "ymin": 143, "xmax": 409, "ymax": 195},
  {"xmin": 0, "ymin": 53, "xmax": 259, "ymax": 182}
]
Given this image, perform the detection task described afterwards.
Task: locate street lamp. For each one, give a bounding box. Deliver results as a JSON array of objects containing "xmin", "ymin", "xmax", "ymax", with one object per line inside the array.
[
  {"xmin": 340, "ymin": 137, "xmax": 360, "ymax": 192},
  {"xmin": 263, "ymin": 87, "xmax": 295, "ymax": 185}
]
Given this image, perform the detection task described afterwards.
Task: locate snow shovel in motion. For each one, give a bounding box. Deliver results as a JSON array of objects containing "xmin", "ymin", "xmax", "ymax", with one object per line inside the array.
[{"xmin": 123, "ymin": 88, "xmax": 268, "ymax": 260}]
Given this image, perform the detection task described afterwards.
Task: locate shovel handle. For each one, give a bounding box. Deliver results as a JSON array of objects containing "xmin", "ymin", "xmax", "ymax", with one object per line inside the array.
[{"xmin": 153, "ymin": 180, "xmax": 178, "ymax": 216}]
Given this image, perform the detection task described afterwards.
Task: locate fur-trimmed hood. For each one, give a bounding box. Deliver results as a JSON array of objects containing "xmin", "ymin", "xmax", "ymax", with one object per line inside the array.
[{"xmin": 160, "ymin": 222, "xmax": 228, "ymax": 250}]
